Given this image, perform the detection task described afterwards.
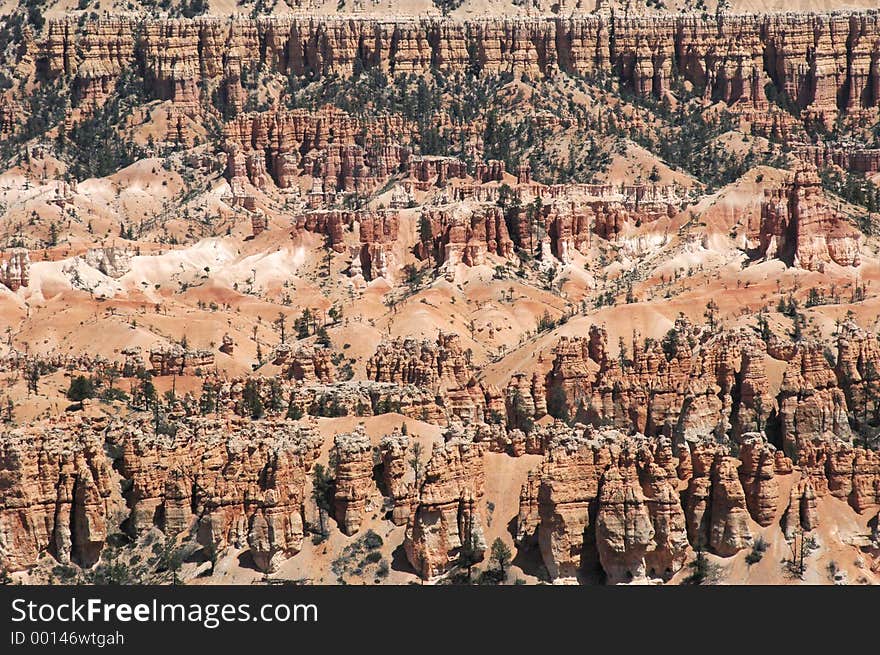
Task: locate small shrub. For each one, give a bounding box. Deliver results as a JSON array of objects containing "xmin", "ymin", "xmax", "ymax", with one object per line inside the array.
[
  {"xmin": 363, "ymin": 530, "xmax": 384, "ymax": 550},
  {"xmin": 745, "ymin": 537, "xmax": 768, "ymax": 565}
]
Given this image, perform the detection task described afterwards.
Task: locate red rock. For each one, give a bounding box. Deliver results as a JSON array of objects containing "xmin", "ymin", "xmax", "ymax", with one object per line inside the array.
[
  {"xmin": 404, "ymin": 438, "xmax": 486, "ymax": 579},
  {"xmin": 596, "ymin": 464, "xmax": 655, "ymax": 583},
  {"xmin": 738, "ymin": 438, "xmax": 781, "ymax": 527},
  {"xmin": 379, "ymin": 432, "xmax": 415, "ymax": 526},
  {"xmin": 0, "ymin": 249, "xmax": 30, "ymax": 291},
  {"xmin": 332, "ymin": 427, "xmax": 375, "ymax": 536},
  {"xmin": 759, "ymin": 165, "xmax": 861, "ymax": 272},
  {"xmin": 643, "ymin": 462, "xmax": 688, "ymax": 579}
]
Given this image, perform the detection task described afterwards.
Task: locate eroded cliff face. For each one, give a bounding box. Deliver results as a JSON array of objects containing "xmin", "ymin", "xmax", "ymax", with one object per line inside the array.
[
  {"xmin": 29, "ymin": 13, "xmax": 880, "ymax": 119},
  {"xmin": 517, "ymin": 429, "xmax": 700, "ymax": 581},
  {"xmin": 758, "ymin": 166, "xmax": 862, "ymax": 271},
  {"xmin": 539, "ymin": 318, "xmax": 860, "ymax": 454},
  {"xmin": 403, "ymin": 437, "xmax": 486, "ymax": 579},
  {"xmin": 364, "ymin": 332, "xmax": 504, "ymax": 424},
  {"xmin": 121, "ymin": 417, "xmax": 322, "ymax": 574},
  {"xmin": 332, "ymin": 426, "xmax": 375, "ymax": 536},
  {"xmin": 0, "ymin": 415, "xmax": 322, "ymax": 574},
  {"xmin": 420, "ymin": 205, "xmax": 515, "ymax": 272},
  {"xmin": 224, "ymin": 106, "xmax": 411, "ymax": 195},
  {"xmin": 0, "ymin": 417, "xmax": 114, "ymax": 571},
  {"xmin": 1, "ymin": 409, "xmax": 877, "ymax": 582},
  {"xmin": 379, "ymin": 431, "xmax": 415, "ymax": 526},
  {"xmin": 517, "ymin": 426, "xmax": 879, "ymax": 583}
]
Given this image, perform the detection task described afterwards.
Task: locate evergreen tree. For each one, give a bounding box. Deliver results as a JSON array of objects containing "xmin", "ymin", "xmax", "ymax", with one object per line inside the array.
[
  {"xmin": 242, "ymin": 379, "xmax": 264, "ymax": 419},
  {"xmin": 490, "ymin": 538, "xmax": 512, "ymax": 579},
  {"xmin": 311, "ymin": 464, "xmax": 335, "ymax": 537},
  {"xmin": 67, "ymin": 375, "xmax": 95, "ymax": 402}
]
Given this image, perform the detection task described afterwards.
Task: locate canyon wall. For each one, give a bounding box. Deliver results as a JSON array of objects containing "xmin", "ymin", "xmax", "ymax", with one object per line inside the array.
[
  {"xmin": 28, "ymin": 12, "xmax": 880, "ymax": 119},
  {"xmin": 0, "ymin": 415, "xmax": 322, "ymax": 574},
  {"xmin": 759, "ymin": 166, "xmax": 862, "ymax": 271},
  {"xmin": 517, "ymin": 426, "xmax": 879, "ymax": 582},
  {"xmin": 538, "ymin": 318, "xmax": 868, "ymax": 454}
]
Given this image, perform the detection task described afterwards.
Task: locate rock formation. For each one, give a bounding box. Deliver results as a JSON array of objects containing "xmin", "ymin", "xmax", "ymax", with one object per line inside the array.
[
  {"xmin": 0, "ymin": 415, "xmax": 321, "ymax": 573},
  {"xmin": 0, "ymin": 250, "xmax": 30, "ymax": 292},
  {"xmin": 420, "ymin": 205, "xmax": 514, "ymax": 269},
  {"xmin": 708, "ymin": 456, "xmax": 753, "ymax": 557},
  {"xmin": 595, "ymin": 464, "xmax": 655, "ymax": 583},
  {"xmin": 33, "ymin": 14, "xmax": 880, "ymax": 118},
  {"xmin": 120, "ymin": 418, "xmax": 321, "ymax": 573},
  {"xmin": 758, "ymin": 166, "xmax": 861, "ymax": 271},
  {"xmin": 274, "ymin": 344, "xmax": 334, "ymax": 383},
  {"xmin": 404, "ymin": 437, "xmax": 486, "ymax": 579},
  {"xmin": 0, "ymin": 418, "xmax": 113, "ymax": 570},
  {"xmin": 149, "ymin": 346, "xmax": 215, "ymax": 376},
  {"xmin": 519, "ymin": 429, "xmax": 761, "ymax": 582},
  {"xmin": 359, "ymin": 210, "xmax": 399, "ymax": 282},
  {"xmin": 642, "ymin": 462, "xmax": 688, "ymax": 578},
  {"xmin": 537, "ymin": 320, "xmax": 865, "ymax": 453},
  {"xmin": 82, "ymin": 247, "xmax": 132, "ymax": 278},
  {"xmin": 366, "ymin": 333, "xmax": 474, "ymax": 393},
  {"xmin": 379, "ymin": 432, "xmax": 414, "ymax": 525},
  {"xmin": 332, "ymin": 427, "xmax": 375, "ymax": 536},
  {"xmin": 738, "ymin": 437, "xmax": 781, "ymax": 527}
]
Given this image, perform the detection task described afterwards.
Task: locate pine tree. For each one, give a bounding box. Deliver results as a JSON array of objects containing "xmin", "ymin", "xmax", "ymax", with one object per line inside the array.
[
  {"xmin": 311, "ymin": 464, "xmax": 335, "ymax": 537},
  {"xmin": 242, "ymin": 379, "xmax": 264, "ymax": 419},
  {"xmin": 490, "ymin": 538, "xmax": 512, "ymax": 579}
]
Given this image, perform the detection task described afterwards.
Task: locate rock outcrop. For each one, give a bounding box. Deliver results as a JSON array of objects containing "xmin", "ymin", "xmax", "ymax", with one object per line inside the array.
[
  {"xmin": 0, "ymin": 418, "xmax": 113, "ymax": 570},
  {"xmin": 358, "ymin": 210, "xmax": 399, "ymax": 282},
  {"xmin": 34, "ymin": 14, "xmax": 880, "ymax": 118},
  {"xmin": 0, "ymin": 249, "xmax": 30, "ymax": 291},
  {"xmin": 596, "ymin": 464, "xmax": 655, "ymax": 583},
  {"xmin": 403, "ymin": 437, "xmax": 486, "ymax": 579},
  {"xmin": 519, "ymin": 429, "xmax": 763, "ymax": 582},
  {"xmin": 420, "ymin": 205, "xmax": 514, "ymax": 270},
  {"xmin": 82, "ymin": 247, "xmax": 132, "ymax": 278},
  {"xmin": 758, "ymin": 166, "xmax": 861, "ymax": 272},
  {"xmin": 738, "ymin": 438, "xmax": 781, "ymax": 527},
  {"xmin": 149, "ymin": 346, "xmax": 215, "ymax": 376},
  {"xmin": 537, "ymin": 319, "xmax": 864, "ymax": 453},
  {"xmin": 119, "ymin": 418, "xmax": 321, "ymax": 574},
  {"xmin": 0, "ymin": 416, "xmax": 321, "ymax": 574},
  {"xmin": 274, "ymin": 344, "xmax": 334, "ymax": 383},
  {"xmin": 708, "ymin": 456, "xmax": 753, "ymax": 557},
  {"xmin": 366, "ymin": 332, "xmax": 472, "ymax": 391},
  {"xmin": 379, "ymin": 432, "xmax": 414, "ymax": 526},
  {"xmin": 332, "ymin": 427, "xmax": 375, "ymax": 536},
  {"xmin": 224, "ymin": 107, "xmax": 410, "ymax": 196}
]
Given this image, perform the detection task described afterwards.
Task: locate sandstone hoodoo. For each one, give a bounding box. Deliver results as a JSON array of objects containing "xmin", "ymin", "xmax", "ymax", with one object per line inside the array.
[
  {"xmin": 24, "ymin": 14, "xmax": 880, "ymax": 118},
  {"xmin": 514, "ymin": 425, "xmax": 878, "ymax": 583},
  {"xmin": 332, "ymin": 426, "xmax": 375, "ymax": 536},
  {"xmin": 404, "ymin": 437, "xmax": 487, "ymax": 580},
  {"xmin": 758, "ymin": 165, "xmax": 862, "ymax": 271},
  {"xmin": 1, "ymin": 5, "xmax": 880, "ymax": 588},
  {"xmin": 0, "ymin": 416, "xmax": 322, "ymax": 574},
  {"xmin": 0, "ymin": 250, "xmax": 30, "ymax": 291},
  {"xmin": 379, "ymin": 431, "xmax": 415, "ymax": 526},
  {"xmin": 530, "ymin": 319, "xmax": 876, "ymax": 458}
]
